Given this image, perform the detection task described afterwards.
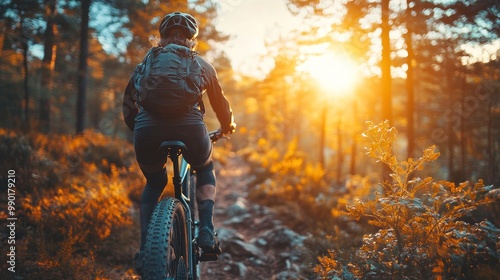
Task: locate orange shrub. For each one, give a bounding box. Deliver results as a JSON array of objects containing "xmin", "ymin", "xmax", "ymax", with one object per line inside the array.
[
  {"xmin": 0, "ymin": 129, "xmax": 143, "ymax": 279},
  {"xmin": 315, "ymin": 121, "xmax": 500, "ymax": 279}
]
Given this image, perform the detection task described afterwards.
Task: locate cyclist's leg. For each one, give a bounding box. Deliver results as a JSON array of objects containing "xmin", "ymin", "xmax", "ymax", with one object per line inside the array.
[
  {"xmin": 139, "ymin": 169, "xmax": 166, "ymax": 249},
  {"xmin": 196, "ymin": 163, "xmax": 222, "ymax": 253},
  {"xmin": 134, "ymin": 127, "xmax": 168, "ymax": 251},
  {"xmin": 179, "ymin": 124, "xmax": 221, "ymax": 252},
  {"xmin": 178, "ymin": 125, "xmax": 214, "ymax": 226},
  {"xmin": 196, "ymin": 162, "xmax": 216, "ymax": 231}
]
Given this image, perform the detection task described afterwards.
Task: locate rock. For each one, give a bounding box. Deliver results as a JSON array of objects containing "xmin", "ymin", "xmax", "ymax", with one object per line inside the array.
[
  {"xmin": 227, "ymin": 197, "xmax": 249, "ymax": 217},
  {"xmin": 254, "ymin": 237, "xmax": 267, "ymax": 247},
  {"xmin": 217, "ymin": 227, "xmax": 246, "ymax": 242},
  {"xmin": 223, "ymin": 191, "xmax": 241, "ymax": 202},
  {"xmin": 273, "ymin": 270, "xmax": 301, "ymax": 280},
  {"xmin": 223, "ymin": 239, "xmax": 264, "ymax": 261},
  {"xmin": 249, "ymin": 256, "xmax": 265, "ymax": 266},
  {"xmin": 237, "ymin": 262, "xmax": 248, "ymax": 277},
  {"xmin": 223, "ymin": 261, "xmax": 248, "ymax": 278},
  {"xmin": 223, "ymin": 213, "xmax": 252, "ymax": 226},
  {"xmin": 260, "ymin": 226, "xmax": 307, "ymax": 249},
  {"xmin": 250, "ymin": 204, "xmax": 271, "ymax": 215},
  {"xmin": 217, "ymin": 227, "xmax": 265, "ymax": 261},
  {"xmin": 251, "ymin": 215, "xmax": 282, "ymax": 231}
]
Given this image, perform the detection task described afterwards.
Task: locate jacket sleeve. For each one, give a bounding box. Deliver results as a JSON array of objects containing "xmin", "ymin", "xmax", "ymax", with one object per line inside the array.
[
  {"xmin": 122, "ymin": 77, "xmax": 138, "ymax": 131},
  {"xmin": 197, "ymin": 57, "xmax": 234, "ymax": 131}
]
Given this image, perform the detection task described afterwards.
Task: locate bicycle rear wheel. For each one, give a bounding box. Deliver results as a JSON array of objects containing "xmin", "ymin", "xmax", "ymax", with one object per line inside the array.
[{"xmin": 142, "ymin": 198, "xmax": 189, "ymax": 280}]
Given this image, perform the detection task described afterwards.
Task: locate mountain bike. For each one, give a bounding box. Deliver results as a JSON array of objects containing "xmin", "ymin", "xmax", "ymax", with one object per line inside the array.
[{"xmin": 141, "ymin": 130, "xmax": 223, "ymax": 280}]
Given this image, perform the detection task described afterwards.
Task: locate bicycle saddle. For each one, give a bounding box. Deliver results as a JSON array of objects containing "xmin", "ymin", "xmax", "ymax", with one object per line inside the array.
[{"xmin": 159, "ymin": 141, "xmax": 188, "ymax": 158}]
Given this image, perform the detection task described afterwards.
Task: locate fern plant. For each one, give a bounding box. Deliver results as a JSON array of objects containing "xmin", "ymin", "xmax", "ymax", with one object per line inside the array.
[{"xmin": 315, "ymin": 121, "xmax": 500, "ymax": 280}]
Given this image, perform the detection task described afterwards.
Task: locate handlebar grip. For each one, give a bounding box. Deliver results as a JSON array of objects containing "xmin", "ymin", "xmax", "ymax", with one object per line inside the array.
[
  {"xmin": 209, "ymin": 130, "xmax": 222, "ymax": 142},
  {"xmin": 209, "ymin": 128, "xmax": 234, "ymax": 142}
]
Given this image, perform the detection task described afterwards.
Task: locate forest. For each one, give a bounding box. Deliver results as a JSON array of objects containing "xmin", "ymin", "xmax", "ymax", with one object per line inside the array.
[{"xmin": 1, "ymin": 0, "xmax": 499, "ymax": 279}]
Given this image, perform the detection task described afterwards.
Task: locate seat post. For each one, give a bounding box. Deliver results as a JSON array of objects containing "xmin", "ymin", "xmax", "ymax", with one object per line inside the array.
[
  {"xmin": 169, "ymin": 148, "xmax": 182, "ymax": 199},
  {"xmin": 160, "ymin": 141, "xmax": 188, "ymax": 200}
]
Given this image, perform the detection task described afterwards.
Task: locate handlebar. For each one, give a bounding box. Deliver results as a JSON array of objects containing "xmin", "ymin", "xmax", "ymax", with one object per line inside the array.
[{"xmin": 209, "ymin": 129, "xmax": 230, "ymax": 143}]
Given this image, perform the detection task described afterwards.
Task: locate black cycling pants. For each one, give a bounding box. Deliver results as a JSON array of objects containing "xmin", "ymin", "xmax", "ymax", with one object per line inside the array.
[{"xmin": 133, "ymin": 124, "xmax": 215, "ymax": 250}]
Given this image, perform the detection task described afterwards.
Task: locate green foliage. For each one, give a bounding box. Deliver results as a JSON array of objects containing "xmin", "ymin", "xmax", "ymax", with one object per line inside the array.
[{"xmin": 315, "ymin": 121, "xmax": 500, "ymax": 280}]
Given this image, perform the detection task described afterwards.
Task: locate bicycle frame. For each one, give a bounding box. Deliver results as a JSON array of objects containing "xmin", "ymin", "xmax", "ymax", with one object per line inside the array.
[
  {"xmin": 167, "ymin": 144, "xmax": 199, "ymax": 279},
  {"xmin": 144, "ymin": 130, "xmax": 222, "ymax": 280}
]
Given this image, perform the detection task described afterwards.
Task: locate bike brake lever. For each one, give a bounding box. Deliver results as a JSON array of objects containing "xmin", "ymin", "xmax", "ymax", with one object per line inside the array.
[{"xmin": 211, "ymin": 134, "xmax": 230, "ymax": 143}]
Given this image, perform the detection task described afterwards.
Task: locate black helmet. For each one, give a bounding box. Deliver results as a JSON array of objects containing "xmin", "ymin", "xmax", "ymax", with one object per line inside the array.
[{"xmin": 159, "ymin": 11, "xmax": 198, "ymax": 40}]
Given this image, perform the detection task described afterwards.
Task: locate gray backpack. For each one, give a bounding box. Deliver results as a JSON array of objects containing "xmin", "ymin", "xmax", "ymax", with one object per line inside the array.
[{"xmin": 132, "ymin": 44, "xmax": 206, "ymax": 116}]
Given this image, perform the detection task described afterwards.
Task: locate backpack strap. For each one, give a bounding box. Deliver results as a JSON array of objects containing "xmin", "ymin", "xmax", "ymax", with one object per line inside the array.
[
  {"xmin": 132, "ymin": 48, "xmax": 154, "ymax": 92},
  {"xmin": 122, "ymin": 77, "xmax": 138, "ymax": 131}
]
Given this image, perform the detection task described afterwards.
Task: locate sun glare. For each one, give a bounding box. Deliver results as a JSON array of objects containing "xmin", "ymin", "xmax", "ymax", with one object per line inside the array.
[{"xmin": 298, "ymin": 52, "xmax": 359, "ymax": 96}]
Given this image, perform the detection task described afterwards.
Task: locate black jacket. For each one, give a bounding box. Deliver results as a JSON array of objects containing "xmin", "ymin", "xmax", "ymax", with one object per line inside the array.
[{"xmin": 122, "ymin": 53, "xmax": 234, "ymax": 132}]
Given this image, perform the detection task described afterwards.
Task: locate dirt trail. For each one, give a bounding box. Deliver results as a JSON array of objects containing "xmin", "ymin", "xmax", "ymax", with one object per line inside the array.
[{"xmin": 201, "ymin": 153, "xmax": 308, "ymax": 280}]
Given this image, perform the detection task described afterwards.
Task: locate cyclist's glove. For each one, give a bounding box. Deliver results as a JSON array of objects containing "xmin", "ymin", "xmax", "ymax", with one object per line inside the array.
[{"xmin": 221, "ymin": 122, "xmax": 236, "ymax": 135}]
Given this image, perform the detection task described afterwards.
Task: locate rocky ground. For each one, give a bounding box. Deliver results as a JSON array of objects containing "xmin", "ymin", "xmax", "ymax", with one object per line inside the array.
[
  {"xmin": 201, "ymin": 153, "xmax": 312, "ymax": 280},
  {"xmin": 123, "ymin": 153, "xmax": 313, "ymax": 280}
]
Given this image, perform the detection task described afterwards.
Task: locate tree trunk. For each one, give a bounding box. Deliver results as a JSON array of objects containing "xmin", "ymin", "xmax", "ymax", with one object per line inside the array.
[
  {"xmin": 381, "ymin": 0, "xmax": 392, "ymax": 181},
  {"xmin": 381, "ymin": 0, "xmax": 392, "ymax": 124},
  {"xmin": 446, "ymin": 49, "xmax": 455, "ymax": 182},
  {"xmin": 76, "ymin": 0, "xmax": 91, "ymax": 134},
  {"xmin": 487, "ymin": 93, "xmax": 494, "ymax": 183},
  {"xmin": 349, "ymin": 101, "xmax": 359, "ymax": 176},
  {"xmin": 405, "ymin": 0, "xmax": 415, "ymax": 159},
  {"xmin": 336, "ymin": 117, "xmax": 343, "ymax": 185},
  {"xmin": 22, "ymin": 30, "xmax": 30, "ymax": 130},
  {"xmin": 40, "ymin": 0, "xmax": 58, "ymax": 132},
  {"xmin": 447, "ymin": 122, "xmax": 455, "ymax": 181},
  {"xmin": 459, "ymin": 76, "xmax": 466, "ymax": 181},
  {"xmin": 0, "ymin": 20, "xmax": 5, "ymax": 55},
  {"xmin": 17, "ymin": 11, "xmax": 30, "ymax": 131},
  {"xmin": 319, "ymin": 104, "xmax": 327, "ymax": 170}
]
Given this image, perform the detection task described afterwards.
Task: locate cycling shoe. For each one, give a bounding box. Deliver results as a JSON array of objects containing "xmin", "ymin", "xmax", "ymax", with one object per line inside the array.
[{"xmin": 197, "ymin": 227, "xmax": 222, "ymax": 254}]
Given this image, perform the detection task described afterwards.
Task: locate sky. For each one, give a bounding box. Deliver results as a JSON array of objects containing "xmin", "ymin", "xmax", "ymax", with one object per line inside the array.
[{"xmin": 213, "ymin": 0, "xmax": 303, "ymax": 78}]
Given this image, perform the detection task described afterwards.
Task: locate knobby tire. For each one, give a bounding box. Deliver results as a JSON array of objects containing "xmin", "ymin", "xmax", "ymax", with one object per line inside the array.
[{"xmin": 142, "ymin": 198, "xmax": 189, "ymax": 280}]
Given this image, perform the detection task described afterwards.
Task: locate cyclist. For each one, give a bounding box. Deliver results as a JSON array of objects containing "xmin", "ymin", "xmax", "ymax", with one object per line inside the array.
[{"xmin": 123, "ymin": 11, "xmax": 236, "ymax": 274}]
